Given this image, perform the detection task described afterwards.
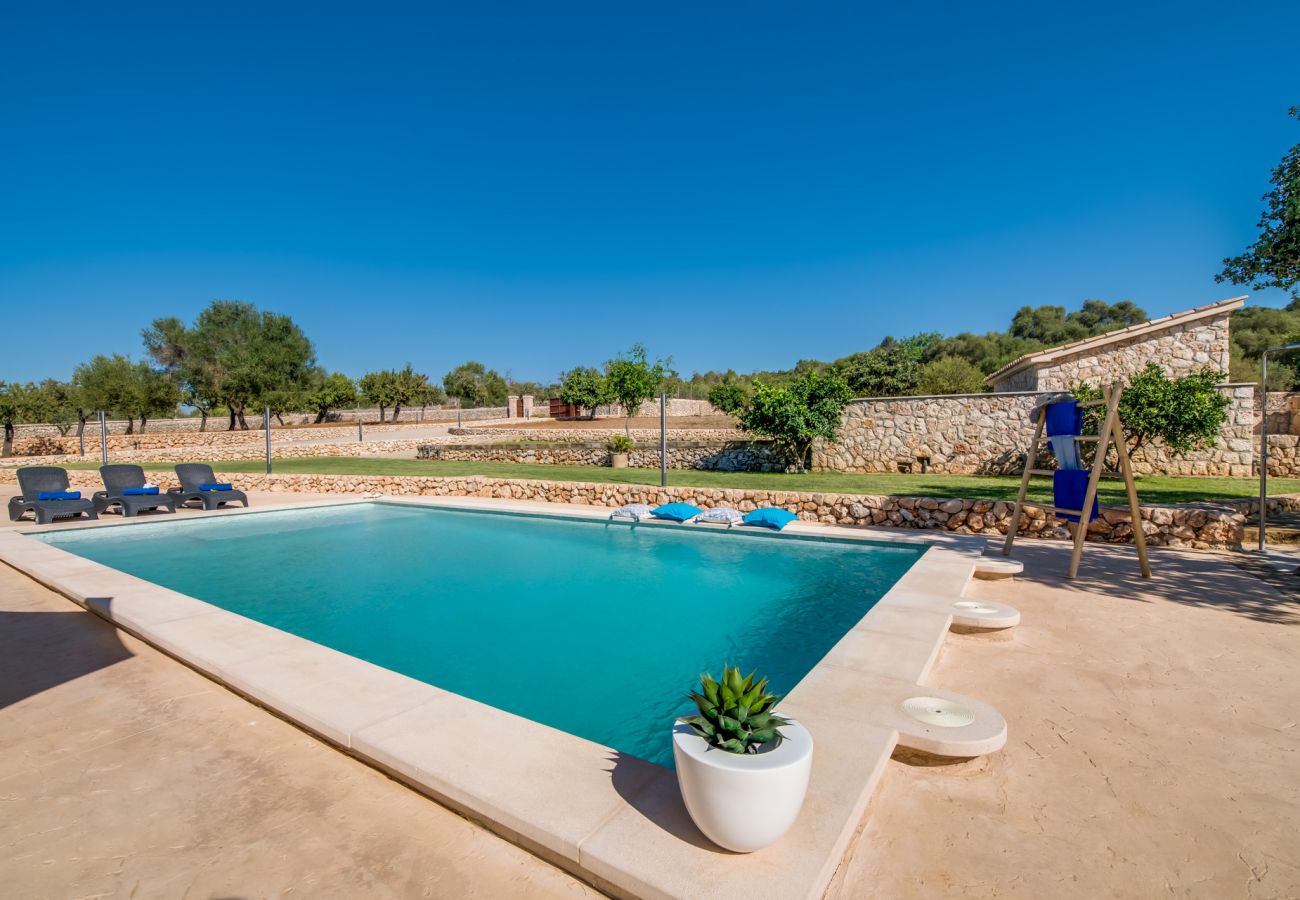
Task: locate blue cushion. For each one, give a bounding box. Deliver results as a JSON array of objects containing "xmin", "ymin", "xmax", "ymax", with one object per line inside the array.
[
  {"xmin": 1053, "ymin": 470, "xmax": 1099, "ymax": 523},
  {"xmin": 37, "ymin": 491, "xmax": 81, "ymax": 501},
  {"xmin": 199, "ymin": 482, "xmax": 233, "ymax": 492},
  {"xmin": 1044, "ymin": 401, "xmax": 1082, "ymax": 437},
  {"xmin": 651, "ymin": 502, "xmax": 702, "ymax": 522},
  {"xmin": 122, "ymin": 486, "xmax": 159, "ymax": 496},
  {"xmin": 743, "ymin": 507, "xmax": 799, "ymax": 530}
]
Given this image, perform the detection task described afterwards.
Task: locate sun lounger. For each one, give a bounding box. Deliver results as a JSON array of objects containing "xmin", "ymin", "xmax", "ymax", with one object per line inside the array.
[
  {"xmin": 167, "ymin": 463, "xmax": 249, "ymax": 511},
  {"xmin": 8, "ymin": 466, "xmax": 98, "ymax": 525},
  {"xmin": 93, "ymin": 464, "xmax": 176, "ymax": 518}
]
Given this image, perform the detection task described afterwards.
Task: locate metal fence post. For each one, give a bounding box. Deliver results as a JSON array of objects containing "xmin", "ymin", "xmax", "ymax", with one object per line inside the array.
[{"xmin": 660, "ymin": 392, "xmax": 668, "ymax": 487}]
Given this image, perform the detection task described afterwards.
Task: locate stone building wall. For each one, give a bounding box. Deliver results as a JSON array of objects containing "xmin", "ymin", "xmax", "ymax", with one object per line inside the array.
[
  {"xmin": 817, "ymin": 385, "xmax": 1257, "ymax": 477},
  {"xmin": 1035, "ymin": 312, "xmax": 1232, "ymax": 391}
]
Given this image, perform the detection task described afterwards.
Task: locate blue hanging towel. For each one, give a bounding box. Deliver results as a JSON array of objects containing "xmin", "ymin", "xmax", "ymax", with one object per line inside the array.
[
  {"xmin": 1043, "ymin": 400, "xmax": 1082, "ymax": 437},
  {"xmin": 1053, "ymin": 470, "xmax": 1099, "ymax": 523},
  {"xmin": 1043, "ymin": 400, "xmax": 1084, "ymax": 470}
]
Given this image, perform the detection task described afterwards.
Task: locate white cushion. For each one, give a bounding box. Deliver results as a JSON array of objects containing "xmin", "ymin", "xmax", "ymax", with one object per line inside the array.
[
  {"xmin": 610, "ymin": 503, "xmax": 654, "ymax": 520},
  {"xmin": 696, "ymin": 507, "xmax": 745, "ymax": 525}
]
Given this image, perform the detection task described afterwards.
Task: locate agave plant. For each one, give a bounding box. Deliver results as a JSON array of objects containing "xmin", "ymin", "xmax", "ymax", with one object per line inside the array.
[{"xmin": 679, "ymin": 665, "xmax": 791, "ymax": 754}]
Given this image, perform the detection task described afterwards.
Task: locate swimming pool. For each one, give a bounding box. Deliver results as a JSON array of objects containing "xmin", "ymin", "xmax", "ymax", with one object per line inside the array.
[{"xmin": 35, "ymin": 502, "xmax": 927, "ymax": 767}]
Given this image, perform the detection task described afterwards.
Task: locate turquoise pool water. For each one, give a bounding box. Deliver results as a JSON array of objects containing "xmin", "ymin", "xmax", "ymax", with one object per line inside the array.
[{"xmin": 36, "ymin": 503, "xmax": 926, "ymax": 767}]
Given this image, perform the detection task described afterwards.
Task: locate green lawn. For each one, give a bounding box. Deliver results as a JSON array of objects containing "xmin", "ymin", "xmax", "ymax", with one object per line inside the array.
[{"xmin": 59, "ymin": 456, "xmax": 1297, "ymax": 505}]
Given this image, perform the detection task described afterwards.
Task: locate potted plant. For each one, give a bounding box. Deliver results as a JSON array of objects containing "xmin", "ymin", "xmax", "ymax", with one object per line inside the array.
[
  {"xmin": 673, "ymin": 665, "xmax": 813, "ymax": 852},
  {"xmin": 607, "ymin": 434, "xmax": 634, "ymax": 468}
]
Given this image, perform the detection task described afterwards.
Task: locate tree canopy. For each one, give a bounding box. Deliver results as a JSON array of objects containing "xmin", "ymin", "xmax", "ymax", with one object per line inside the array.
[
  {"xmin": 442, "ymin": 361, "xmax": 508, "ymax": 408},
  {"xmin": 1075, "ymin": 365, "xmax": 1232, "ymax": 461},
  {"xmin": 1218, "ymin": 107, "xmax": 1300, "ymax": 302},
  {"xmin": 144, "ymin": 300, "xmax": 317, "ymax": 429},
  {"xmin": 557, "ymin": 367, "xmax": 610, "ymax": 418},
  {"xmin": 732, "ymin": 370, "xmax": 853, "ymax": 473},
  {"xmin": 603, "ymin": 344, "xmax": 668, "ymax": 434}
]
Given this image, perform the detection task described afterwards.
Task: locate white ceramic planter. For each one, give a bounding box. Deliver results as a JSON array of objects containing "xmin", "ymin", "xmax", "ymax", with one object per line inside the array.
[{"xmin": 672, "ymin": 720, "xmax": 813, "ymax": 852}]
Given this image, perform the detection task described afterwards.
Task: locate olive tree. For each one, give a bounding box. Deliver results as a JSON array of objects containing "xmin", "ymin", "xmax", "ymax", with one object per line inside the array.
[
  {"xmin": 308, "ymin": 372, "xmax": 358, "ymax": 423},
  {"xmin": 442, "ymin": 361, "xmax": 508, "ymax": 409}
]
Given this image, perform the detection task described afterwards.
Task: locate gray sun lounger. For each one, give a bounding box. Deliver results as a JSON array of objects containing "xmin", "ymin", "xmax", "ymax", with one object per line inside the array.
[
  {"xmin": 167, "ymin": 463, "xmax": 249, "ymax": 510},
  {"xmin": 93, "ymin": 464, "xmax": 177, "ymax": 518},
  {"xmin": 8, "ymin": 466, "xmax": 99, "ymax": 525}
]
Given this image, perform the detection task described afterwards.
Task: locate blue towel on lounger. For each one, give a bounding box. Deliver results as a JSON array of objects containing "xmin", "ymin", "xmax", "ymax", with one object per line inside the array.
[
  {"xmin": 199, "ymin": 482, "xmax": 233, "ymax": 492},
  {"xmin": 1053, "ymin": 470, "xmax": 1098, "ymax": 523},
  {"xmin": 37, "ymin": 491, "xmax": 81, "ymax": 501},
  {"xmin": 122, "ymin": 486, "xmax": 159, "ymax": 495}
]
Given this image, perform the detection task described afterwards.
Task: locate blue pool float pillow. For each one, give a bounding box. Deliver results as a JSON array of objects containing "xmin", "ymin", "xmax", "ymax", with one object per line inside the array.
[
  {"xmin": 37, "ymin": 490, "xmax": 81, "ymax": 501},
  {"xmin": 199, "ymin": 482, "xmax": 234, "ymax": 492},
  {"xmin": 651, "ymin": 502, "xmax": 702, "ymax": 522},
  {"xmin": 743, "ymin": 507, "xmax": 798, "ymax": 530}
]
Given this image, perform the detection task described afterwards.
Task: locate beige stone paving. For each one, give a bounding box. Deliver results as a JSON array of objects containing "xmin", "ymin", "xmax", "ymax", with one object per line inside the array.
[
  {"xmin": 4, "ymin": 490, "xmax": 1299, "ymax": 898},
  {"xmin": 0, "ymin": 564, "xmax": 600, "ymax": 900},
  {"xmin": 827, "ymin": 540, "xmax": 1300, "ymax": 899}
]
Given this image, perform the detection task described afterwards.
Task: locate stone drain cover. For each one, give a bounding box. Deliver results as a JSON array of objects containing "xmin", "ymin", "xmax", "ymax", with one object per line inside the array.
[
  {"xmin": 901, "ymin": 696, "xmax": 976, "ymax": 728},
  {"xmin": 953, "ymin": 600, "xmax": 1000, "ymax": 615}
]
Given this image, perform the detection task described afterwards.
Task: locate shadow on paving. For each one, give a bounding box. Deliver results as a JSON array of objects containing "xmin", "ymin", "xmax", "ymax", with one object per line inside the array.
[
  {"xmin": 1004, "ymin": 541, "xmax": 1300, "ymax": 626},
  {"xmin": 0, "ymin": 605, "xmax": 133, "ymax": 708}
]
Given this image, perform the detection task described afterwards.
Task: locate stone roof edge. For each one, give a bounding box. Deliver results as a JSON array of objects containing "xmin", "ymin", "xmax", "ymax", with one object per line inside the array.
[{"xmin": 985, "ymin": 296, "xmax": 1247, "ymax": 385}]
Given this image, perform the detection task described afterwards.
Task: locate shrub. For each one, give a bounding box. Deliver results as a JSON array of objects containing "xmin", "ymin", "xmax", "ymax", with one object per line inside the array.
[
  {"xmin": 607, "ymin": 434, "xmax": 635, "ymax": 453},
  {"xmin": 915, "ymin": 356, "xmax": 988, "ymax": 395},
  {"xmin": 734, "ymin": 369, "xmax": 853, "ymax": 473},
  {"xmin": 1074, "ymin": 365, "xmax": 1232, "ymax": 460}
]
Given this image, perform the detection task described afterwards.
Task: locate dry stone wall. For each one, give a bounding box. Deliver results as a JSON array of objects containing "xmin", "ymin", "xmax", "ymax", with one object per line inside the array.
[
  {"xmin": 12, "ymin": 405, "xmax": 507, "ymax": 439},
  {"xmin": 9, "ymin": 422, "xmax": 438, "ymax": 457},
  {"xmin": 5, "ymin": 467, "xmax": 1280, "ymax": 551},
  {"xmin": 417, "ymin": 441, "xmax": 782, "ymax": 471}
]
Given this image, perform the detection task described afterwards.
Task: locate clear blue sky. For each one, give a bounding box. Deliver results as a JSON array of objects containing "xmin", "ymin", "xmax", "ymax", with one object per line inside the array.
[{"xmin": 2, "ymin": 2, "xmax": 1297, "ymax": 385}]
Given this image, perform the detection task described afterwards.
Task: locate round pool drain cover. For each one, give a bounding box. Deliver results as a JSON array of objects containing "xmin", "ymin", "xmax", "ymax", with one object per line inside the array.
[
  {"xmin": 901, "ymin": 696, "xmax": 976, "ymax": 728},
  {"xmin": 952, "ymin": 601, "xmax": 999, "ymax": 615}
]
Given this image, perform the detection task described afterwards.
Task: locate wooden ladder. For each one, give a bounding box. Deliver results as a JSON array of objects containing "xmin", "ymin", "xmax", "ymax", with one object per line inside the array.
[{"xmin": 1001, "ymin": 382, "xmax": 1151, "ymax": 579}]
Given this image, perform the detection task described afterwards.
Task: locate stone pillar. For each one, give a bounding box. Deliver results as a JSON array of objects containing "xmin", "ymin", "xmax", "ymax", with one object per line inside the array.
[
  {"xmin": 522, "ymin": 395, "xmax": 534, "ymax": 419},
  {"xmin": 506, "ymin": 395, "xmax": 519, "ymax": 418}
]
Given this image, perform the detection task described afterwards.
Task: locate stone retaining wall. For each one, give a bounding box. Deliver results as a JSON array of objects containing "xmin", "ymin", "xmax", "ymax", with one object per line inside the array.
[
  {"xmin": 416, "ymin": 441, "xmax": 783, "ymax": 471},
  {"xmin": 0, "ymin": 439, "xmax": 433, "ymax": 466},
  {"xmin": 8, "ymin": 466, "xmax": 1286, "ymax": 551},
  {"xmin": 12, "ymin": 406, "xmax": 508, "ymax": 439},
  {"xmin": 445, "ymin": 427, "xmax": 744, "ymax": 443},
  {"xmin": 10, "ymin": 422, "xmax": 436, "ymax": 456}
]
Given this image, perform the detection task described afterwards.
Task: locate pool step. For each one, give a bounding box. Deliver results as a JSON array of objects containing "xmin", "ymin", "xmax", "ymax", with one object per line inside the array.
[{"xmin": 973, "ymin": 557, "xmax": 1023, "ymax": 580}]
